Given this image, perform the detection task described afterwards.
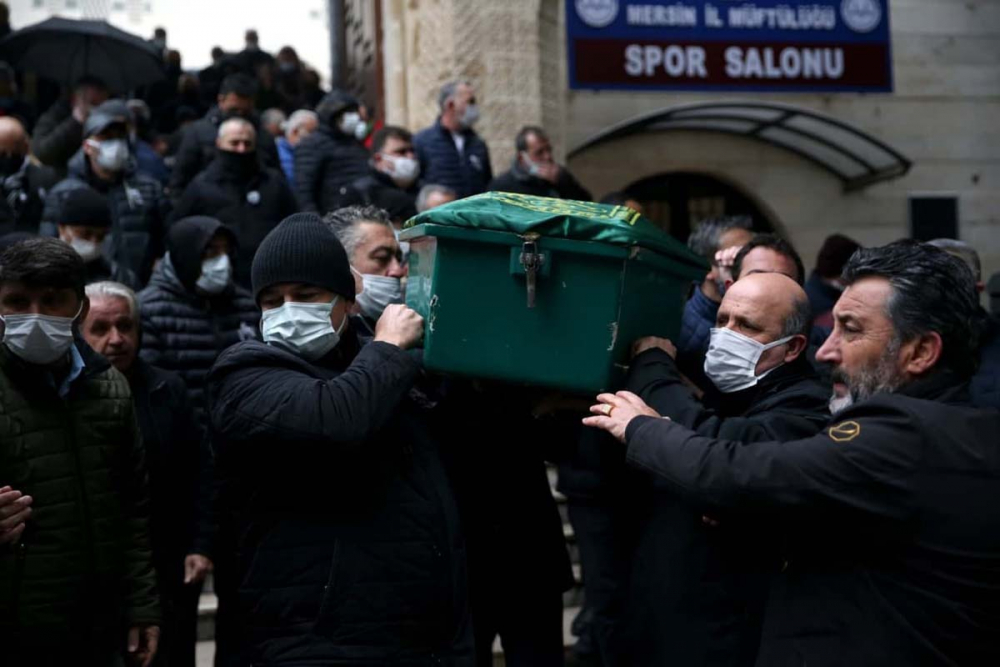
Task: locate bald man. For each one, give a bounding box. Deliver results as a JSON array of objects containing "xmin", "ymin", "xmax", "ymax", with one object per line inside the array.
[
  {"xmin": 171, "ymin": 117, "xmax": 297, "ymax": 287},
  {"xmin": 608, "ymin": 272, "xmax": 831, "ymax": 667},
  {"xmin": 0, "ymin": 116, "xmax": 59, "ymax": 234}
]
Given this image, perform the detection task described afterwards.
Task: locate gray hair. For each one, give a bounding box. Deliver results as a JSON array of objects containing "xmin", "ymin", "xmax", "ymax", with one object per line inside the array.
[
  {"xmin": 781, "ymin": 292, "xmax": 813, "ymax": 340},
  {"xmin": 284, "ymin": 109, "xmax": 318, "ymax": 138},
  {"xmin": 416, "ymin": 184, "xmax": 457, "ymax": 213},
  {"xmin": 438, "ymin": 80, "xmax": 473, "ymax": 111},
  {"xmin": 85, "ymin": 281, "xmax": 139, "ymax": 320},
  {"xmin": 261, "ymin": 107, "xmax": 286, "ymax": 128},
  {"xmin": 926, "ymin": 238, "xmax": 982, "ymax": 283},
  {"xmin": 322, "ymin": 205, "xmax": 394, "ymax": 258},
  {"xmin": 687, "ymin": 216, "xmax": 753, "ymax": 260},
  {"xmin": 217, "ymin": 116, "xmax": 255, "ymax": 139}
]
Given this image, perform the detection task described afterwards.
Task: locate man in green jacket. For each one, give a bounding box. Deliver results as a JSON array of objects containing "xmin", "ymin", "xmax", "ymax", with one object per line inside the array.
[{"xmin": 0, "ymin": 237, "xmax": 161, "ymax": 666}]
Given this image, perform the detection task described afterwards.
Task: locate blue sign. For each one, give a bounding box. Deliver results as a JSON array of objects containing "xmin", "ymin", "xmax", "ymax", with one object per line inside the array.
[{"xmin": 567, "ymin": 0, "xmax": 893, "ymax": 92}]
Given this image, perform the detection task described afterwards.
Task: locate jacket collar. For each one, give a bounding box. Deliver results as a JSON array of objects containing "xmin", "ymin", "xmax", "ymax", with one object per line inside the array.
[
  {"xmin": 435, "ymin": 116, "xmax": 476, "ymax": 140},
  {"xmin": 896, "ymin": 370, "xmax": 971, "ymax": 406}
]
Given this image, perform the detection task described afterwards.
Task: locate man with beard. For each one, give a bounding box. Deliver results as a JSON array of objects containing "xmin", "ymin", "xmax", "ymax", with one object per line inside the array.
[
  {"xmin": 585, "ymin": 241, "xmax": 1000, "ymax": 666},
  {"xmin": 0, "ymin": 117, "xmax": 59, "ymax": 235},
  {"xmin": 171, "ymin": 118, "xmax": 297, "ymax": 287}
]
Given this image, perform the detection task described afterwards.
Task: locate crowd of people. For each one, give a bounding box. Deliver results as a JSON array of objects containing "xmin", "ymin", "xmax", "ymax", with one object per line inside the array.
[{"xmin": 0, "ymin": 19, "xmax": 999, "ymax": 667}]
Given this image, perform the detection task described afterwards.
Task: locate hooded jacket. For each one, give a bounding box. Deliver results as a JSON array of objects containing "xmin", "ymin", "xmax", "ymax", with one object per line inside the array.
[
  {"xmin": 137, "ymin": 216, "xmax": 259, "ymax": 419},
  {"xmin": 206, "ymin": 326, "xmax": 474, "ymax": 665},
  {"xmin": 293, "ymin": 90, "xmax": 371, "ymax": 213},
  {"xmin": 171, "ymin": 152, "xmax": 298, "ymax": 287},
  {"xmin": 41, "ymin": 149, "xmax": 168, "ymax": 285},
  {"xmin": 169, "ymin": 105, "xmax": 280, "ymax": 200}
]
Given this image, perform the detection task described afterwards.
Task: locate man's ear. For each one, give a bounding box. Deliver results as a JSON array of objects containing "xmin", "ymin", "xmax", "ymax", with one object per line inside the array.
[
  {"xmin": 783, "ymin": 334, "xmax": 809, "ymax": 363},
  {"xmin": 901, "ymin": 331, "xmax": 943, "ymax": 378},
  {"xmin": 56, "ymin": 224, "xmax": 69, "ymax": 241}
]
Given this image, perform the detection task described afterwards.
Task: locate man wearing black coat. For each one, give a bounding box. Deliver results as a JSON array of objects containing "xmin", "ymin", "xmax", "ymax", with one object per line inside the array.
[
  {"xmin": 31, "ymin": 75, "xmax": 109, "ymax": 174},
  {"xmin": 41, "ymin": 100, "xmax": 169, "ymax": 285},
  {"xmin": 488, "ymin": 126, "xmax": 591, "ymax": 201},
  {"xmin": 169, "ymin": 73, "xmax": 279, "ymax": 201},
  {"xmin": 0, "ymin": 117, "xmax": 59, "ymax": 234},
  {"xmin": 613, "ymin": 273, "xmax": 830, "ymax": 667},
  {"xmin": 137, "ymin": 216, "xmax": 258, "ymax": 420},
  {"xmin": 172, "ymin": 117, "xmax": 297, "ymax": 287},
  {"xmin": 342, "ymin": 126, "xmax": 420, "ymax": 224},
  {"xmin": 586, "ymin": 241, "xmax": 1000, "ymax": 667},
  {"xmin": 414, "ymin": 81, "xmax": 492, "ymax": 198},
  {"xmin": 293, "ymin": 90, "xmax": 371, "ymax": 213},
  {"xmin": 206, "ymin": 213, "xmax": 473, "ymax": 665},
  {"xmin": 81, "ymin": 280, "xmax": 213, "ymax": 667}
]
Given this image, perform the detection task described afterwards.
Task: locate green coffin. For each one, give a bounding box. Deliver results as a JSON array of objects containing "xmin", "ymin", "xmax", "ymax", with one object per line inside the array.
[{"xmin": 399, "ymin": 192, "xmax": 706, "ymax": 394}]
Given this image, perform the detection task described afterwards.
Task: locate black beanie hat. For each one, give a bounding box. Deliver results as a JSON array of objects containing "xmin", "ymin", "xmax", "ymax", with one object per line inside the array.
[
  {"xmin": 167, "ymin": 216, "xmax": 237, "ymax": 291},
  {"xmin": 60, "ymin": 188, "xmax": 112, "ymax": 228},
  {"xmin": 815, "ymin": 234, "xmax": 862, "ymax": 279},
  {"xmin": 251, "ymin": 212, "xmax": 355, "ymax": 302}
]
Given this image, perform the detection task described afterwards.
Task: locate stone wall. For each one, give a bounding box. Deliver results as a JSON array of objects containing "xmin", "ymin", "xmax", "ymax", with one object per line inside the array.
[{"xmin": 381, "ymin": 0, "xmax": 567, "ymax": 172}]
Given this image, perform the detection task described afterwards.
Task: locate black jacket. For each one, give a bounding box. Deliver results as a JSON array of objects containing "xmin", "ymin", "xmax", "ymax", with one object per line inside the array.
[
  {"xmin": 488, "ymin": 161, "xmax": 592, "ymax": 201},
  {"xmin": 137, "ymin": 257, "xmax": 259, "ymax": 420},
  {"xmin": 169, "ymin": 106, "xmax": 280, "ymax": 199},
  {"xmin": 344, "ymin": 168, "xmax": 418, "ymax": 223},
  {"xmin": 171, "ymin": 154, "xmax": 298, "ymax": 287},
  {"xmin": 971, "ymin": 312, "xmax": 1000, "ymax": 410},
  {"xmin": 431, "ymin": 380, "xmax": 575, "ymax": 597},
  {"xmin": 206, "ymin": 330, "xmax": 474, "ymax": 665},
  {"xmin": 1, "ymin": 161, "xmax": 60, "ymax": 234},
  {"xmin": 292, "ymin": 124, "xmax": 370, "ymax": 213},
  {"xmin": 31, "ymin": 99, "xmax": 83, "ymax": 173},
  {"xmin": 413, "ymin": 119, "xmax": 492, "ymax": 198},
  {"xmin": 130, "ymin": 359, "xmax": 214, "ymax": 581},
  {"xmin": 619, "ymin": 350, "xmax": 831, "ymax": 667},
  {"xmin": 625, "ymin": 372, "xmax": 1000, "ymax": 667},
  {"xmin": 41, "ymin": 150, "xmax": 168, "ymax": 284}
]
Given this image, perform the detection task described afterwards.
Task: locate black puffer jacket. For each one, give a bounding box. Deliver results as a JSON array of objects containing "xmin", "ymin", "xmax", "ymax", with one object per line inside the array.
[
  {"xmin": 137, "ymin": 218, "xmax": 259, "ymax": 418},
  {"xmin": 207, "ymin": 329, "xmax": 474, "ymax": 665},
  {"xmin": 41, "ymin": 150, "xmax": 168, "ymax": 284},
  {"xmin": 171, "ymin": 154, "xmax": 297, "ymax": 287},
  {"xmin": 292, "ymin": 106, "xmax": 370, "ymax": 213},
  {"xmin": 169, "ymin": 106, "xmax": 280, "ymax": 199}
]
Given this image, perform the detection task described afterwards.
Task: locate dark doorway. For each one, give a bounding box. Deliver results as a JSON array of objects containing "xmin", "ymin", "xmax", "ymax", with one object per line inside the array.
[{"xmin": 624, "ymin": 172, "xmax": 775, "ymax": 242}]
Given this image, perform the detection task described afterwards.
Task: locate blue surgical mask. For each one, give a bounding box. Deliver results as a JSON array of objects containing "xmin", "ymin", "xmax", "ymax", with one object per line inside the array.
[
  {"xmin": 1, "ymin": 304, "xmax": 82, "ymax": 366},
  {"xmin": 353, "ymin": 269, "xmax": 403, "ymax": 321},
  {"xmin": 261, "ymin": 298, "xmax": 348, "ymax": 361}
]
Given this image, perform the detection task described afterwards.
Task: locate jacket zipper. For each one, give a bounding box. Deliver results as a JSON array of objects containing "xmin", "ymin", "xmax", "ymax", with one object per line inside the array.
[
  {"xmin": 9, "ymin": 540, "xmax": 27, "ymax": 628},
  {"xmin": 66, "ymin": 409, "xmax": 98, "ymax": 586}
]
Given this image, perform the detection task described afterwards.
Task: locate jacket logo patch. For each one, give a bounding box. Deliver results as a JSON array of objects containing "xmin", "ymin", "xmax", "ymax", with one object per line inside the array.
[{"xmin": 829, "ymin": 421, "xmax": 861, "ymax": 442}]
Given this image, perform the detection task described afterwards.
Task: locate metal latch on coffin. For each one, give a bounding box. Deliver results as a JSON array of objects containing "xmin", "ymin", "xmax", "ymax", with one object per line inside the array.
[{"xmin": 510, "ymin": 236, "xmax": 550, "ymax": 308}]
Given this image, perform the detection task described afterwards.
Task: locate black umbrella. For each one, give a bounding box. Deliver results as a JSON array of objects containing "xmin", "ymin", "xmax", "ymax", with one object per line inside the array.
[{"xmin": 0, "ymin": 17, "xmax": 165, "ymax": 91}]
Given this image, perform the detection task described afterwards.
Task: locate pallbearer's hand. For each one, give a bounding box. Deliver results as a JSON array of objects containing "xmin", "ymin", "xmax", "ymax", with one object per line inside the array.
[
  {"xmin": 582, "ymin": 391, "xmax": 662, "ymax": 443},
  {"xmin": 374, "ymin": 304, "xmax": 424, "ymax": 350}
]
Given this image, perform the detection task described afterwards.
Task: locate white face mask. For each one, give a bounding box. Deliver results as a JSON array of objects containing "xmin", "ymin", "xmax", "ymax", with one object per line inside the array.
[
  {"xmin": 86, "ymin": 138, "xmax": 130, "ymax": 172},
  {"xmin": 196, "ymin": 253, "xmax": 232, "ymax": 295},
  {"xmin": 459, "ymin": 103, "xmax": 480, "ymax": 129},
  {"xmin": 354, "ymin": 271, "xmax": 403, "ymax": 321},
  {"xmin": 1, "ymin": 304, "xmax": 82, "ymax": 366},
  {"xmin": 261, "ymin": 298, "xmax": 348, "ymax": 361},
  {"xmin": 704, "ymin": 327, "xmax": 794, "ymax": 394},
  {"xmin": 381, "ymin": 154, "xmax": 420, "ymax": 188},
  {"xmin": 67, "ymin": 236, "xmax": 102, "ymax": 263},
  {"xmin": 338, "ymin": 111, "xmax": 362, "ymax": 137}
]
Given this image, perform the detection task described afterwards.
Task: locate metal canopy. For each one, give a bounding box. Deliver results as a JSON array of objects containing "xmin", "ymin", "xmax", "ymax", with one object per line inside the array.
[{"xmin": 568, "ymin": 101, "xmax": 912, "ymax": 192}]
